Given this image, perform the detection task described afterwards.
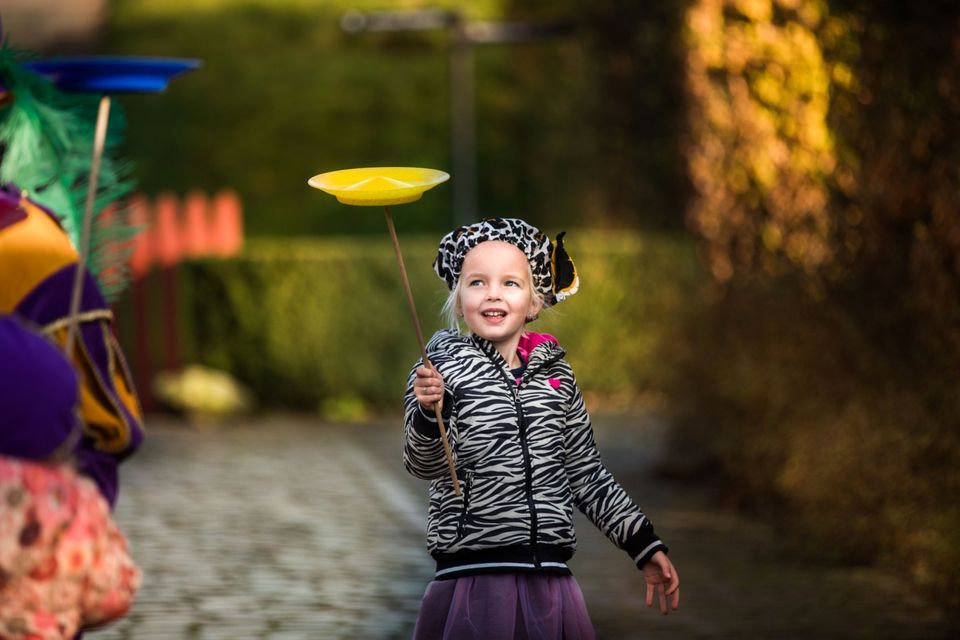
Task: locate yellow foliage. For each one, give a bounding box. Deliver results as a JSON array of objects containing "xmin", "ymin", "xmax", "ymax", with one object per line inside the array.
[
  {"xmin": 684, "ymin": 0, "xmax": 852, "ymax": 284},
  {"xmin": 734, "ymin": 0, "xmax": 772, "ymax": 22},
  {"xmin": 831, "ymin": 62, "xmax": 854, "ymax": 88},
  {"xmin": 761, "ymin": 223, "xmax": 783, "ymax": 250}
]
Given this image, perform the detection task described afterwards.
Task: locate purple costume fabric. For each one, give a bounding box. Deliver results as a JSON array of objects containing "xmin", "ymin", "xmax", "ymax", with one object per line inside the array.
[
  {"xmin": 14, "ymin": 264, "xmax": 144, "ymax": 505},
  {"xmin": 0, "ymin": 315, "xmax": 79, "ymax": 460},
  {"xmin": 2, "ymin": 183, "xmax": 143, "ymax": 505},
  {"xmin": 412, "ymin": 573, "xmax": 596, "ymax": 640},
  {"xmin": 0, "ymin": 184, "xmax": 26, "ymax": 230}
]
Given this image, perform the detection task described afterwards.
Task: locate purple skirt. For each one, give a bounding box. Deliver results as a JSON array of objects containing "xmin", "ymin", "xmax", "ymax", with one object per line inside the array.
[{"xmin": 412, "ymin": 573, "xmax": 596, "ymax": 640}]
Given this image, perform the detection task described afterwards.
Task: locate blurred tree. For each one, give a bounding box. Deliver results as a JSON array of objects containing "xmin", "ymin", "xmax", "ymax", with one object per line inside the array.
[
  {"xmin": 677, "ymin": 0, "xmax": 960, "ymax": 607},
  {"xmin": 684, "ymin": 0, "xmax": 960, "ymax": 361},
  {"xmin": 498, "ymin": 0, "xmax": 691, "ymax": 229},
  {"xmin": 684, "ymin": 0, "xmax": 848, "ymax": 283},
  {"xmin": 574, "ymin": 0, "xmax": 691, "ymax": 229},
  {"xmin": 829, "ymin": 0, "xmax": 960, "ymax": 366}
]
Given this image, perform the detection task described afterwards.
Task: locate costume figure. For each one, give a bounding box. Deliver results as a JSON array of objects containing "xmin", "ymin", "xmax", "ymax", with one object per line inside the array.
[{"xmin": 0, "ymin": 41, "xmax": 143, "ymax": 506}]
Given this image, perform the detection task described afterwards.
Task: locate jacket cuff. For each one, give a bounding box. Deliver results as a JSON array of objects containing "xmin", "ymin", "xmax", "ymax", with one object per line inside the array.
[
  {"xmin": 411, "ymin": 391, "xmax": 453, "ymax": 438},
  {"xmin": 625, "ymin": 533, "xmax": 668, "ymax": 568}
]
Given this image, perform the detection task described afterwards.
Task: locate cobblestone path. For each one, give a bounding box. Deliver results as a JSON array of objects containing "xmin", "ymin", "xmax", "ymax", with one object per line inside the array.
[{"xmin": 93, "ymin": 415, "xmax": 952, "ymax": 639}]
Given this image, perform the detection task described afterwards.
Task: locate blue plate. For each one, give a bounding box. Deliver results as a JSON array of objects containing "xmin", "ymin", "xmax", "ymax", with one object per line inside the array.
[{"xmin": 23, "ymin": 56, "xmax": 201, "ymax": 94}]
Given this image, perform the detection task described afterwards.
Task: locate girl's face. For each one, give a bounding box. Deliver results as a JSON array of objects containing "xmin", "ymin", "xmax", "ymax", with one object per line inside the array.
[{"xmin": 457, "ymin": 241, "xmax": 542, "ymax": 362}]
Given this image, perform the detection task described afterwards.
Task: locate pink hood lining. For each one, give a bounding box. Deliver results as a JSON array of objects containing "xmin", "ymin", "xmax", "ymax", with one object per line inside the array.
[{"xmin": 516, "ymin": 331, "xmax": 559, "ymax": 364}]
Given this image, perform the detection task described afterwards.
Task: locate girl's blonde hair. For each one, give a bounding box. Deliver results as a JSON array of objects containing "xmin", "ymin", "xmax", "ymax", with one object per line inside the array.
[{"xmin": 441, "ymin": 279, "xmax": 463, "ymax": 331}]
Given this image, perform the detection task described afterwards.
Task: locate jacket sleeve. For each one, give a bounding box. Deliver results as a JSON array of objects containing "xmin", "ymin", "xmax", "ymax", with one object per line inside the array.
[
  {"xmin": 403, "ymin": 358, "xmax": 456, "ymax": 480},
  {"xmin": 563, "ymin": 372, "xmax": 668, "ymax": 568}
]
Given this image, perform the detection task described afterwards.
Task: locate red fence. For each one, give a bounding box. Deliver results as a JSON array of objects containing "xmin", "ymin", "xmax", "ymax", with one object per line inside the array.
[
  {"xmin": 119, "ymin": 190, "xmax": 243, "ymax": 410},
  {"xmin": 128, "ymin": 190, "xmax": 243, "ymax": 275}
]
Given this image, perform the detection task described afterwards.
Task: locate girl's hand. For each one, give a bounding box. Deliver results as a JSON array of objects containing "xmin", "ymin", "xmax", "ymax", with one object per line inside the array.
[
  {"xmin": 414, "ymin": 366, "xmax": 445, "ymax": 409},
  {"xmin": 643, "ymin": 550, "xmax": 680, "ymax": 615}
]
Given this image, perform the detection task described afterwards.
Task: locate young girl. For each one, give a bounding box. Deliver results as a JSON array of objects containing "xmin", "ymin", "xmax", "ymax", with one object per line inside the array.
[{"xmin": 404, "ymin": 218, "xmax": 679, "ymax": 639}]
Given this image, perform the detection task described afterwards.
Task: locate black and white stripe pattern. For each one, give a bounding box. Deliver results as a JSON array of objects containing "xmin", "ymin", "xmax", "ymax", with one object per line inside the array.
[{"xmin": 403, "ymin": 329, "xmax": 667, "ymax": 579}]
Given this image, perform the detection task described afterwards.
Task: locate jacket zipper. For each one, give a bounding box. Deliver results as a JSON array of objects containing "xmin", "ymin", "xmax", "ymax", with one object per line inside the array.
[
  {"xmin": 514, "ymin": 387, "xmax": 540, "ymax": 566},
  {"xmin": 490, "ymin": 359, "xmax": 541, "ymax": 567}
]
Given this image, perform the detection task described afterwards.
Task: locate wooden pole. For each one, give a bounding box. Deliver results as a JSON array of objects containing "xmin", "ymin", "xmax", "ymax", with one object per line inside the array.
[
  {"xmin": 65, "ymin": 95, "xmax": 111, "ymax": 360},
  {"xmin": 383, "ymin": 205, "xmax": 461, "ymax": 495}
]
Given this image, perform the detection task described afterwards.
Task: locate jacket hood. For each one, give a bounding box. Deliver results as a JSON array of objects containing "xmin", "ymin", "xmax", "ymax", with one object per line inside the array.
[{"xmin": 426, "ymin": 329, "xmax": 564, "ymax": 369}]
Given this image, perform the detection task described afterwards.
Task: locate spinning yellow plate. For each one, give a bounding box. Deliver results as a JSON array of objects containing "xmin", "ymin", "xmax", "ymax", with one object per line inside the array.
[{"xmin": 308, "ymin": 166, "xmax": 449, "ymax": 206}]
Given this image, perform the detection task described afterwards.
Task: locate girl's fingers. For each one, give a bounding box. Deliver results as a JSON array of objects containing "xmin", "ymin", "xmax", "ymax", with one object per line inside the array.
[
  {"xmin": 664, "ymin": 573, "xmax": 680, "ymax": 596},
  {"xmin": 416, "ymin": 367, "xmax": 442, "ymax": 382},
  {"xmin": 416, "ymin": 381, "xmax": 443, "ymax": 408},
  {"xmin": 671, "ymin": 587, "xmax": 680, "ymax": 610},
  {"xmin": 658, "ymin": 584, "xmax": 668, "ymax": 615},
  {"xmin": 416, "ymin": 370, "xmax": 444, "ymax": 399},
  {"xmin": 414, "ymin": 368, "xmax": 442, "ymax": 390}
]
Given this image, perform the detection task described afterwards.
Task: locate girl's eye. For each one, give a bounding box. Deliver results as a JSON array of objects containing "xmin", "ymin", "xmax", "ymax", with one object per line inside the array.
[
  {"xmin": 468, "ymin": 279, "xmax": 484, "ymax": 287},
  {"xmin": 505, "ymin": 280, "xmax": 520, "ymax": 287}
]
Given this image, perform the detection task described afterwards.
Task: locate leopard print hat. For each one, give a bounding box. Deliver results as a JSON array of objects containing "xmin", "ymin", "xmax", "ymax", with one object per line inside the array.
[{"xmin": 433, "ymin": 218, "xmax": 579, "ymax": 307}]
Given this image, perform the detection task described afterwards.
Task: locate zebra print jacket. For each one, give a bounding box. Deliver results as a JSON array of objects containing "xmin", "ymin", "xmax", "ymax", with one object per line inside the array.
[{"xmin": 403, "ymin": 329, "xmax": 667, "ymax": 580}]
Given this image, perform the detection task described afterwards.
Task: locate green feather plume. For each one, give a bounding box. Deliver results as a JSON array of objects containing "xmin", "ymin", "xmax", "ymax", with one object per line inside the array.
[{"xmin": 0, "ymin": 42, "xmax": 140, "ymax": 301}]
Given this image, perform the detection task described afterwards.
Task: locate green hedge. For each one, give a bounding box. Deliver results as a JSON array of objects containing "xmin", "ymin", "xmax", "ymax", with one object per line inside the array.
[{"xmin": 177, "ymin": 230, "xmax": 701, "ymax": 414}]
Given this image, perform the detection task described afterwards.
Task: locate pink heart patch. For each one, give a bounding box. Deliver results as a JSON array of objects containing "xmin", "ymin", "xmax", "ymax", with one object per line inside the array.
[{"xmin": 548, "ymin": 378, "xmax": 561, "ymax": 389}]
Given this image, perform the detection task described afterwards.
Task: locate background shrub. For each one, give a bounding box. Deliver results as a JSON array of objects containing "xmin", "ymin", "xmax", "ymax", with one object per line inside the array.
[
  {"xmin": 663, "ymin": 285, "xmax": 960, "ymax": 610},
  {"xmin": 171, "ymin": 230, "xmax": 700, "ymax": 412}
]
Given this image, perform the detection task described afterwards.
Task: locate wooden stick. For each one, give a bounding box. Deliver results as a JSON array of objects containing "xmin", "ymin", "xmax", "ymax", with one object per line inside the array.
[
  {"xmin": 383, "ymin": 205, "xmax": 461, "ymax": 496},
  {"xmin": 65, "ymin": 95, "xmax": 112, "ymax": 361}
]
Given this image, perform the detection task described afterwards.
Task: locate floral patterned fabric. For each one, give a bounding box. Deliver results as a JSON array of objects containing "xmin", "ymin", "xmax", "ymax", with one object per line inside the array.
[{"xmin": 0, "ymin": 457, "xmax": 140, "ymax": 639}]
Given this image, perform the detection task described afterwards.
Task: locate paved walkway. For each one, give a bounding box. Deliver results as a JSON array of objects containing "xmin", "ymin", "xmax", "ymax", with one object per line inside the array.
[{"xmin": 93, "ymin": 415, "xmax": 952, "ymax": 639}]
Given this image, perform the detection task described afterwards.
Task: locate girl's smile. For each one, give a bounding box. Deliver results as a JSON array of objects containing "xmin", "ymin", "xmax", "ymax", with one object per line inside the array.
[{"xmin": 480, "ymin": 308, "xmax": 507, "ymax": 321}]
